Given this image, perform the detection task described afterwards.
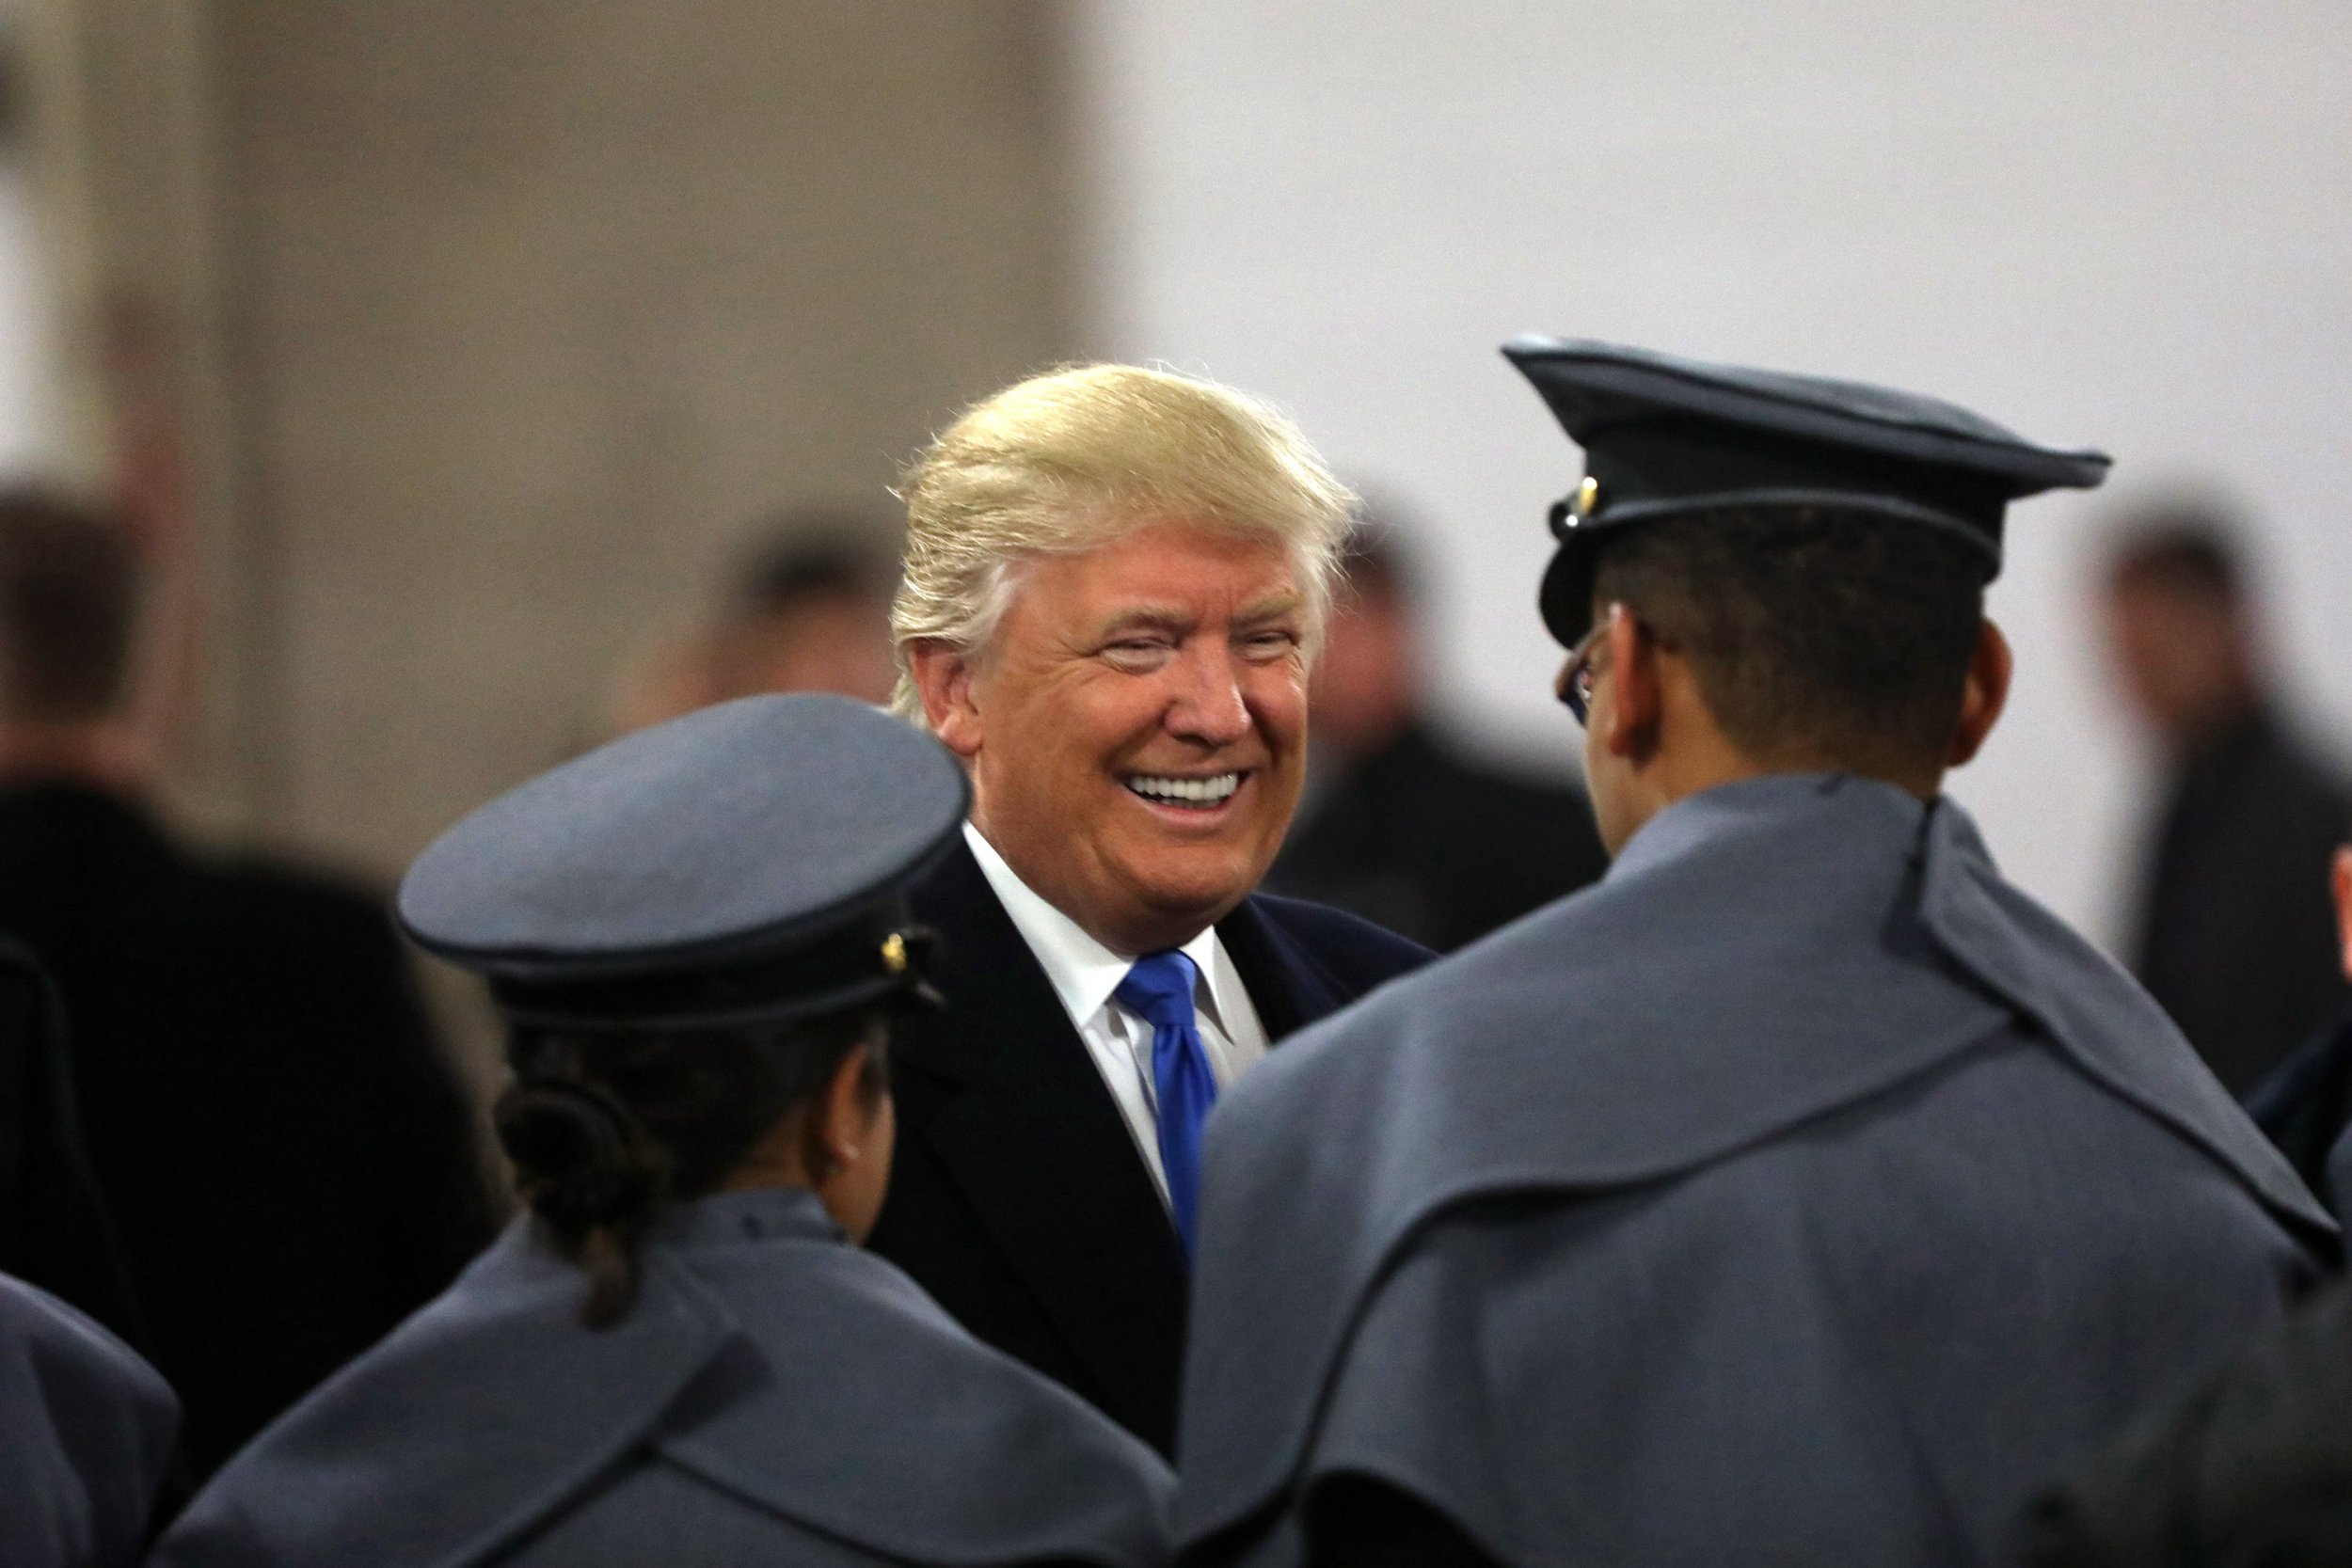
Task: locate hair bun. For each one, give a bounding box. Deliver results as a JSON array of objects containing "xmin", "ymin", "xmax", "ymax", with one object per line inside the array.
[{"xmin": 495, "ymin": 1078, "xmax": 658, "ymax": 1232}]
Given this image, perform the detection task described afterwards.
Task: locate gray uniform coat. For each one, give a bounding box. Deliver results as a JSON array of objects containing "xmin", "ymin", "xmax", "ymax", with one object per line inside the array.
[
  {"xmin": 1175, "ymin": 773, "xmax": 2334, "ymax": 1568},
  {"xmin": 0, "ymin": 1270, "xmax": 177, "ymax": 1568},
  {"xmin": 153, "ymin": 1188, "xmax": 1173, "ymax": 1568}
]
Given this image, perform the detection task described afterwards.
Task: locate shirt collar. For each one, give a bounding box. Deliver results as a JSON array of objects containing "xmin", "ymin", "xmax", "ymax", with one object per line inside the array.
[{"xmin": 962, "ymin": 822, "xmax": 1233, "ymax": 1033}]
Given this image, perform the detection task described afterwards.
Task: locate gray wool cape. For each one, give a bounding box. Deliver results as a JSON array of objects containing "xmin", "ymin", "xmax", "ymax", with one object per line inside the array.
[
  {"xmin": 0, "ymin": 1270, "xmax": 178, "ymax": 1568},
  {"xmin": 1173, "ymin": 772, "xmax": 2335, "ymax": 1568},
  {"xmin": 152, "ymin": 1187, "xmax": 1174, "ymax": 1568}
]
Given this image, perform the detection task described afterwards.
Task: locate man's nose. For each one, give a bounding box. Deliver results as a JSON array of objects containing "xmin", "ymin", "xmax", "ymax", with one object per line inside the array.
[{"xmin": 1165, "ymin": 644, "xmax": 1252, "ymax": 747}]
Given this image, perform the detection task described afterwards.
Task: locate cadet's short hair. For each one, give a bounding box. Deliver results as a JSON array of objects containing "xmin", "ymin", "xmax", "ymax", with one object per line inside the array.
[
  {"xmin": 0, "ymin": 489, "xmax": 139, "ymax": 723},
  {"xmin": 1590, "ymin": 506, "xmax": 1987, "ymax": 773},
  {"xmin": 889, "ymin": 364, "xmax": 1355, "ymax": 726}
]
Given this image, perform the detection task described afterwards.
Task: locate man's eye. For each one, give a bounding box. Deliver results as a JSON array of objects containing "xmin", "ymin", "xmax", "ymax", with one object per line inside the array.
[
  {"xmin": 1240, "ymin": 631, "xmax": 1298, "ymax": 659},
  {"xmin": 1103, "ymin": 640, "xmax": 1174, "ymax": 669}
]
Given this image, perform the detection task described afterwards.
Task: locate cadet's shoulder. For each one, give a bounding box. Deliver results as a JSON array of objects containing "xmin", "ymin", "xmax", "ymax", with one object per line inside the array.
[
  {"xmin": 0, "ymin": 1273, "xmax": 177, "ymax": 1506},
  {"xmin": 0, "ymin": 1272, "xmax": 167, "ymax": 1399},
  {"xmin": 1226, "ymin": 889, "xmax": 1607, "ymax": 1112},
  {"xmin": 665, "ymin": 1243, "xmax": 1173, "ymax": 1565}
]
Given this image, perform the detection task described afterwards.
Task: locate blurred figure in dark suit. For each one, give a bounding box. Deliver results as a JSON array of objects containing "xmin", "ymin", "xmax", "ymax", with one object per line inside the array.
[
  {"xmin": 2104, "ymin": 505, "xmax": 2351, "ymax": 1094},
  {"xmin": 606, "ymin": 508, "xmax": 900, "ymax": 735},
  {"xmin": 2243, "ymin": 832, "xmax": 2352, "ymax": 1212},
  {"xmin": 0, "ymin": 936, "xmax": 146, "ymax": 1358},
  {"xmin": 0, "ymin": 488, "xmax": 491, "ymax": 1482},
  {"xmin": 1269, "ymin": 513, "xmax": 1607, "ymax": 951}
]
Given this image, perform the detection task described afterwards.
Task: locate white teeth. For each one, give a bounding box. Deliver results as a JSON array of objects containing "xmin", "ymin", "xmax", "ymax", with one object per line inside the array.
[{"xmin": 1127, "ymin": 772, "xmax": 1241, "ymax": 806}]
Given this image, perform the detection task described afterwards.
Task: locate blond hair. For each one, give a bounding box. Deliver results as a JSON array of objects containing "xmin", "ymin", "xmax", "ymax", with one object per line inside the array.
[{"xmin": 889, "ymin": 364, "xmax": 1356, "ymax": 724}]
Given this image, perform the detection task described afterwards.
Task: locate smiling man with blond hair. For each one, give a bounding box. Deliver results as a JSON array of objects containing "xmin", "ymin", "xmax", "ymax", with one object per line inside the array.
[{"xmin": 866, "ymin": 364, "xmax": 1430, "ymax": 1456}]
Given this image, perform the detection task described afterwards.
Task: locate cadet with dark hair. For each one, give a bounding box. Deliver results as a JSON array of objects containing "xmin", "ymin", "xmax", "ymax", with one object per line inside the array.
[
  {"xmin": 152, "ymin": 693, "xmax": 1173, "ymax": 1568},
  {"xmin": 0, "ymin": 486, "xmax": 488, "ymax": 1481},
  {"xmin": 1170, "ymin": 341, "xmax": 2333, "ymax": 1568}
]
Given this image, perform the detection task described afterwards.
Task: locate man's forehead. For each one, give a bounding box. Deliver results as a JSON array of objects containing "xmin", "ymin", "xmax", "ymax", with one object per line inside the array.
[{"xmin": 1055, "ymin": 527, "xmax": 1298, "ymax": 592}]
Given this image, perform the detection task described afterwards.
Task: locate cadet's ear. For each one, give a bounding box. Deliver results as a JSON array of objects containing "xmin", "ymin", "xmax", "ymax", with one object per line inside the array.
[
  {"xmin": 1599, "ymin": 604, "xmax": 1662, "ymax": 760},
  {"xmin": 907, "ymin": 641, "xmax": 982, "ymax": 759},
  {"xmin": 2331, "ymin": 846, "xmax": 2352, "ymax": 982},
  {"xmin": 1945, "ymin": 620, "xmax": 2012, "ymax": 770}
]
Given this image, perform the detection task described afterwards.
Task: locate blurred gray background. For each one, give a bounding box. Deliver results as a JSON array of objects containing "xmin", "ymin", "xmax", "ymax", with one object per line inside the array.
[{"xmin": 5, "ymin": 0, "xmax": 2347, "ymax": 950}]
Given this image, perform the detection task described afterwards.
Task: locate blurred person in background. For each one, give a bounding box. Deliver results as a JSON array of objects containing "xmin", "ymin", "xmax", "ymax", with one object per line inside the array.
[
  {"xmin": 155, "ymin": 695, "xmax": 1172, "ymax": 1568},
  {"xmin": 0, "ymin": 487, "xmax": 490, "ymax": 1484},
  {"xmin": 1269, "ymin": 509, "xmax": 1607, "ymax": 950},
  {"xmin": 1, "ymin": 1267, "xmax": 178, "ymax": 1568},
  {"xmin": 880, "ymin": 365, "xmax": 1430, "ymax": 1458},
  {"xmin": 2241, "ymin": 830, "xmax": 2352, "ymax": 1212},
  {"xmin": 606, "ymin": 507, "xmax": 898, "ymax": 735},
  {"xmin": 2104, "ymin": 504, "xmax": 2351, "ymax": 1095}
]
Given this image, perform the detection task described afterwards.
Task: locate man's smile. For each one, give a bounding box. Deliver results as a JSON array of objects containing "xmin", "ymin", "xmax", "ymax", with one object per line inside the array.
[{"xmin": 1123, "ymin": 769, "xmax": 1248, "ymax": 814}]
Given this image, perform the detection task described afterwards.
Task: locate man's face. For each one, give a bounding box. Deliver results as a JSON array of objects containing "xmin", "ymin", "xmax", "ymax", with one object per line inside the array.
[
  {"xmin": 2103, "ymin": 578, "xmax": 2249, "ymax": 750},
  {"xmin": 1310, "ymin": 585, "xmax": 1416, "ymax": 762},
  {"xmin": 946, "ymin": 521, "xmax": 1310, "ymax": 955}
]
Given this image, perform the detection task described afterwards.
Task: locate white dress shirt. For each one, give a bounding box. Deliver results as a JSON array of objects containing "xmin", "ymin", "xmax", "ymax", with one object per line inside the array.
[{"xmin": 962, "ymin": 823, "xmax": 1270, "ymax": 1207}]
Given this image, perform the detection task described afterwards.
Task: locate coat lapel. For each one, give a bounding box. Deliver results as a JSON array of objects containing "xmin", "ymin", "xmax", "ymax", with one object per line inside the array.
[
  {"xmin": 1216, "ymin": 895, "xmax": 1346, "ymax": 1038},
  {"xmin": 898, "ymin": 843, "xmax": 1189, "ymax": 1437}
]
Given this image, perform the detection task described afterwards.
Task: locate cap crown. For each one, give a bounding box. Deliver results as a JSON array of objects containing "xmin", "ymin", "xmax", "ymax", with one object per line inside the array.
[
  {"xmin": 1503, "ymin": 338, "xmax": 2111, "ymax": 645},
  {"xmin": 399, "ymin": 693, "xmax": 968, "ymax": 1027}
]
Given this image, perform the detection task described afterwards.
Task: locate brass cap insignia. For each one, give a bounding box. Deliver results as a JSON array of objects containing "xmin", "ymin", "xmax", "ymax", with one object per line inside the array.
[{"xmin": 1571, "ymin": 474, "xmax": 1601, "ymax": 520}]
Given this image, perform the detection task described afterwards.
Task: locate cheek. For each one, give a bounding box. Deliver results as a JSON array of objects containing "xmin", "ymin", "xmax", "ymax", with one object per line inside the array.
[{"xmin": 1248, "ymin": 665, "xmax": 1311, "ymax": 747}]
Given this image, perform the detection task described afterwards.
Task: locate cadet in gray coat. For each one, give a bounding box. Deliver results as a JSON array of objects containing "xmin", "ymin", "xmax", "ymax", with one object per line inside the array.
[
  {"xmin": 152, "ymin": 693, "xmax": 1173, "ymax": 1568},
  {"xmin": 1171, "ymin": 341, "xmax": 2337, "ymax": 1568},
  {"xmin": 0, "ymin": 1270, "xmax": 177, "ymax": 1568}
]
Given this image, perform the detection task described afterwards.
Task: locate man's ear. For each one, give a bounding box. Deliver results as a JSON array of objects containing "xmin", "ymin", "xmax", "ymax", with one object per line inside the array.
[
  {"xmin": 1945, "ymin": 619, "xmax": 2013, "ymax": 770},
  {"xmin": 1598, "ymin": 604, "xmax": 1661, "ymax": 761},
  {"xmin": 906, "ymin": 640, "xmax": 982, "ymax": 759},
  {"xmin": 2331, "ymin": 846, "xmax": 2352, "ymax": 982}
]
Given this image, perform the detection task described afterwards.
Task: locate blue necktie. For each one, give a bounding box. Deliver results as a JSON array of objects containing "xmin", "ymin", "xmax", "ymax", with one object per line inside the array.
[{"xmin": 1116, "ymin": 950, "xmax": 1218, "ymax": 1256}]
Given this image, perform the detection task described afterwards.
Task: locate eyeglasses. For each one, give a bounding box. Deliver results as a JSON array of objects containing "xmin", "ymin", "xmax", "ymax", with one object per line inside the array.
[{"xmin": 1557, "ymin": 620, "xmax": 1610, "ymax": 725}]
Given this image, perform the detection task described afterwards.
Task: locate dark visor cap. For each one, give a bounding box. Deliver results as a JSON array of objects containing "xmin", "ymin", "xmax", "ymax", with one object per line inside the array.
[
  {"xmin": 398, "ymin": 692, "xmax": 969, "ymax": 1032},
  {"xmin": 1503, "ymin": 338, "xmax": 2112, "ymax": 647}
]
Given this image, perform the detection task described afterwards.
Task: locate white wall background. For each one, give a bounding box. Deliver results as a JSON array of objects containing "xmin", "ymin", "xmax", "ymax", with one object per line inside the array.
[{"xmin": 1074, "ymin": 0, "xmax": 2352, "ymax": 946}]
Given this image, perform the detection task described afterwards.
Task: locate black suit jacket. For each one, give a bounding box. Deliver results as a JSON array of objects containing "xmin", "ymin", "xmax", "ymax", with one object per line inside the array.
[
  {"xmin": 0, "ymin": 938, "xmax": 144, "ymax": 1345},
  {"xmin": 867, "ymin": 839, "xmax": 1431, "ymax": 1456},
  {"xmin": 2132, "ymin": 708, "xmax": 2351, "ymax": 1094},
  {"xmin": 0, "ymin": 783, "xmax": 493, "ymax": 1483}
]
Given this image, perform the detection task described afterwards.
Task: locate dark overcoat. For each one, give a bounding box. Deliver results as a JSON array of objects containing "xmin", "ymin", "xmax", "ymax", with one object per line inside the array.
[
  {"xmin": 151, "ymin": 1187, "xmax": 1174, "ymax": 1568},
  {"xmin": 2131, "ymin": 708, "xmax": 2350, "ymax": 1093},
  {"xmin": 0, "ymin": 783, "xmax": 491, "ymax": 1480},
  {"xmin": 0, "ymin": 1270, "xmax": 178, "ymax": 1568},
  {"xmin": 1176, "ymin": 773, "xmax": 2335, "ymax": 1568},
  {"xmin": 869, "ymin": 838, "xmax": 1432, "ymax": 1456},
  {"xmin": 0, "ymin": 936, "xmax": 145, "ymax": 1348}
]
